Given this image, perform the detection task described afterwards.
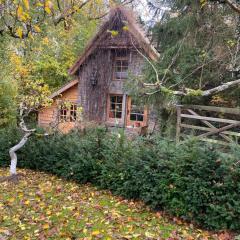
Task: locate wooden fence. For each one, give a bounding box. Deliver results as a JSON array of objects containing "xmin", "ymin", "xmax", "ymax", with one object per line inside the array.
[{"xmin": 176, "ymin": 105, "xmax": 240, "ymax": 145}]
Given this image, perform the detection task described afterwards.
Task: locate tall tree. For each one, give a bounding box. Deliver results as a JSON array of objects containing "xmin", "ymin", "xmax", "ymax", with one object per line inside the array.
[{"xmin": 129, "ymin": 0, "xmax": 240, "ymax": 107}]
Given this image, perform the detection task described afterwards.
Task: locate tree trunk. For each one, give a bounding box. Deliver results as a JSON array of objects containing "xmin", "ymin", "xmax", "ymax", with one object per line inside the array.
[
  {"xmin": 8, "ymin": 103, "xmax": 36, "ymax": 176},
  {"xmin": 9, "ymin": 132, "xmax": 32, "ymax": 175}
]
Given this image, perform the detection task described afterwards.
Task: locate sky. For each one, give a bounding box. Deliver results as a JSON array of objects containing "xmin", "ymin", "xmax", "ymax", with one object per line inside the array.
[{"xmin": 131, "ymin": 0, "xmax": 169, "ymax": 26}]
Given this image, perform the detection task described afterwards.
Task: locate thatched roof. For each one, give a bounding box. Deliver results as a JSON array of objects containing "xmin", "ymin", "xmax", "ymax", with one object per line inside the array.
[{"xmin": 69, "ymin": 6, "xmax": 160, "ymax": 76}]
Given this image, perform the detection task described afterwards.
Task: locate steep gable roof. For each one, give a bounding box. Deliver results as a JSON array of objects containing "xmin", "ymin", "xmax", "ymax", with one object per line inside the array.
[{"xmin": 69, "ymin": 6, "xmax": 160, "ymax": 75}]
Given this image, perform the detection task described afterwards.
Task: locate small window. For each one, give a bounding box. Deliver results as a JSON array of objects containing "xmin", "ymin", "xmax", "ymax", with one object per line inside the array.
[
  {"xmin": 70, "ymin": 104, "xmax": 77, "ymax": 122},
  {"xmin": 109, "ymin": 95, "xmax": 123, "ymax": 119},
  {"xmin": 130, "ymin": 102, "xmax": 144, "ymax": 122},
  {"xmin": 113, "ymin": 51, "xmax": 129, "ymax": 80},
  {"xmin": 59, "ymin": 102, "xmax": 78, "ymax": 122}
]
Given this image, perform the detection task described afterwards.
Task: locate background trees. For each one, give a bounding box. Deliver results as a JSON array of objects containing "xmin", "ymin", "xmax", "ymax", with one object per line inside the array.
[{"xmin": 127, "ymin": 0, "xmax": 240, "ymax": 108}]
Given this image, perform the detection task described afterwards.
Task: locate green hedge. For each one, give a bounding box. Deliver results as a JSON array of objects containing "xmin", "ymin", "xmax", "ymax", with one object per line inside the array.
[{"xmin": 1, "ymin": 127, "xmax": 240, "ymax": 230}]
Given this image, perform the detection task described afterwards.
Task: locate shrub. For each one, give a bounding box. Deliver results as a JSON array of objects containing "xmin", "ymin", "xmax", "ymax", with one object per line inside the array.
[{"xmin": 1, "ymin": 127, "xmax": 240, "ymax": 230}]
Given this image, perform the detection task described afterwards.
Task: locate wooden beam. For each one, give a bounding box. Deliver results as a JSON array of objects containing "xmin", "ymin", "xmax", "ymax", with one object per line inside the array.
[
  {"xmin": 179, "ymin": 105, "xmax": 240, "ymax": 115},
  {"xmin": 198, "ymin": 122, "xmax": 240, "ymax": 138},
  {"xmin": 181, "ymin": 114, "xmax": 240, "ymax": 124},
  {"xmin": 180, "ymin": 123, "xmax": 240, "ymax": 137},
  {"xmin": 176, "ymin": 106, "xmax": 181, "ymax": 143}
]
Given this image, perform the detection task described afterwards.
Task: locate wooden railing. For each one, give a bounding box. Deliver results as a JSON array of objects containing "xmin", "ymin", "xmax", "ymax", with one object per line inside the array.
[{"xmin": 176, "ymin": 105, "xmax": 240, "ymax": 145}]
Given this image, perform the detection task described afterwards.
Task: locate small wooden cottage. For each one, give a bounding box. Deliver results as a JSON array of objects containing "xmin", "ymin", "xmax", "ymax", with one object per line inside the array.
[{"xmin": 38, "ymin": 6, "xmax": 160, "ymax": 133}]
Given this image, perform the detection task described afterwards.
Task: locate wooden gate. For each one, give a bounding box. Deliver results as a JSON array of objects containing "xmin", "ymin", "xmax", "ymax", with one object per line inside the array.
[{"xmin": 176, "ymin": 105, "xmax": 240, "ymax": 145}]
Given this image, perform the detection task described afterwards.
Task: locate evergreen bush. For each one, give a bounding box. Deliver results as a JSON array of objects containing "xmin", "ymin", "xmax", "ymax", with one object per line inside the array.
[{"xmin": 0, "ymin": 127, "xmax": 240, "ymax": 230}]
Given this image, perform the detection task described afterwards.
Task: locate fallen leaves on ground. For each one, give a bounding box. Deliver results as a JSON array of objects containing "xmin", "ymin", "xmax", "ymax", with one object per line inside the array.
[{"xmin": 0, "ymin": 168, "xmax": 231, "ymax": 239}]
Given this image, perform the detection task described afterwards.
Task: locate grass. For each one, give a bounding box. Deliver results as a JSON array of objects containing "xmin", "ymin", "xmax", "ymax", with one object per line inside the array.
[{"xmin": 0, "ymin": 168, "xmax": 226, "ymax": 240}]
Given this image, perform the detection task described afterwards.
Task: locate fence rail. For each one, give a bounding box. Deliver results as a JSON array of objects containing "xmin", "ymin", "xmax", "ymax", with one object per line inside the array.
[{"xmin": 176, "ymin": 105, "xmax": 240, "ymax": 146}]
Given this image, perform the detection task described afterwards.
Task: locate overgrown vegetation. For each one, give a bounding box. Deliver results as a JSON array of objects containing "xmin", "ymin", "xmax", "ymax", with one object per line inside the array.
[{"xmin": 1, "ymin": 127, "xmax": 240, "ymax": 231}]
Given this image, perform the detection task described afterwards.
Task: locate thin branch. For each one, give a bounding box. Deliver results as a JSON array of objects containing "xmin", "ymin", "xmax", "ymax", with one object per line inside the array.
[
  {"xmin": 53, "ymin": 0, "xmax": 91, "ymax": 25},
  {"xmin": 225, "ymin": 0, "xmax": 240, "ymax": 14},
  {"xmin": 130, "ymin": 35, "xmax": 160, "ymax": 84}
]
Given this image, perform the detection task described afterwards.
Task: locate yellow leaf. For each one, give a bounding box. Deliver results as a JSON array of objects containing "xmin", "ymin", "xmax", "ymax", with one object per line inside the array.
[
  {"xmin": 17, "ymin": 5, "xmax": 23, "ymax": 18},
  {"xmin": 46, "ymin": 210, "xmax": 51, "ymax": 215},
  {"xmin": 24, "ymin": 200, "xmax": 30, "ymax": 205},
  {"xmin": 8, "ymin": 197, "xmax": 15, "ymax": 203},
  {"xmin": 19, "ymin": 224, "xmax": 26, "ymax": 230},
  {"xmin": 42, "ymin": 223, "xmax": 50, "ymax": 230},
  {"xmin": 145, "ymin": 232, "xmax": 155, "ymax": 238},
  {"xmin": 107, "ymin": 30, "xmax": 119, "ymax": 37},
  {"xmin": 42, "ymin": 37, "xmax": 49, "ymax": 45},
  {"xmin": 33, "ymin": 25, "xmax": 41, "ymax": 33},
  {"xmin": 200, "ymin": 0, "xmax": 207, "ymax": 8},
  {"xmin": 16, "ymin": 27, "xmax": 23, "ymax": 38},
  {"xmin": 92, "ymin": 230, "xmax": 100, "ymax": 236},
  {"xmin": 123, "ymin": 25, "xmax": 129, "ymax": 31},
  {"xmin": 36, "ymin": 2, "xmax": 43, "ymax": 7},
  {"xmin": 45, "ymin": 6, "xmax": 51, "ymax": 14},
  {"xmin": 23, "ymin": 0, "xmax": 30, "ymax": 10}
]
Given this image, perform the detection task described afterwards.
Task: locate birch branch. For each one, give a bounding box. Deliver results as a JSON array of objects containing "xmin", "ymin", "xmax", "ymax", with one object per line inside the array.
[
  {"xmin": 9, "ymin": 104, "xmax": 36, "ymax": 176},
  {"xmin": 144, "ymin": 78, "xmax": 240, "ymax": 97}
]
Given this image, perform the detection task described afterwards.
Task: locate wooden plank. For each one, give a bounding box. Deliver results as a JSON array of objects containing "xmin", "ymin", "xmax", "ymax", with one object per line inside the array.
[
  {"xmin": 176, "ymin": 106, "xmax": 181, "ymax": 143},
  {"xmin": 181, "ymin": 114, "xmax": 240, "ymax": 124},
  {"xmin": 178, "ymin": 105, "xmax": 240, "ymax": 115},
  {"xmin": 180, "ymin": 124, "xmax": 240, "ymax": 137},
  {"xmin": 186, "ymin": 109, "xmax": 233, "ymax": 142},
  {"xmin": 198, "ymin": 122, "xmax": 240, "ymax": 138}
]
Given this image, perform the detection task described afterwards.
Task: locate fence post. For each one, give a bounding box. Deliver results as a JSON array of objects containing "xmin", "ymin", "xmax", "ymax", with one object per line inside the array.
[{"xmin": 176, "ymin": 105, "xmax": 181, "ymax": 143}]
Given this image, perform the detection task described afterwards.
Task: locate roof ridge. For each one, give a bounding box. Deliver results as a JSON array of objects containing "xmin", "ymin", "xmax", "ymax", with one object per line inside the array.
[{"xmin": 69, "ymin": 6, "xmax": 159, "ymax": 75}]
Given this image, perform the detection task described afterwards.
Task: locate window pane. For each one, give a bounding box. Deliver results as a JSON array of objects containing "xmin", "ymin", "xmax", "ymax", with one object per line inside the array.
[
  {"xmin": 115, "ymin": 72, "xmax": 122, "ymax": 79},
  {"xmin": 122, "ymin": 60, "xmax": 128, "ymax": 67},
  {"xmin": 116, "ymin": 112, "xmax": 122, "ymax": 118},
  {"xmin": 130, "ymin": 114, "xmax": 137, "ymax": 121},
  {"xmin": 116, "ymin": 51, "xmax": 128, "ymax": 58},
  {"xmin": 137, "ymin": 114, "xmax": 144, "ymax": 122},
  {"xmin": 110, "ymin": 96, "xmax": 115, "ymax": 103},
  {"xmin": 117, "ymin": 96, "xmax": 123, "ymax": 103},
  {"xmin": 115, "ymin": 65, "xmax": 122, "ymax": 72},
  {"xmin": 70, "ymin": 104, "xmax": 77, "ymax": 122},
  {"xmin": 111, "ymin": 103, "xmax": 115, "ymax": 110},
  {"xmin": 120, "ymin": 72, "xmax": 128, "ymax": 79}
]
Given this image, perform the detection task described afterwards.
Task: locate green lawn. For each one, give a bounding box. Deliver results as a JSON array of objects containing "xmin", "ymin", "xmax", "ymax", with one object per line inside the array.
[{"xmin": 0, "ymin": 168, "xmax": 221, "ymax": 240}]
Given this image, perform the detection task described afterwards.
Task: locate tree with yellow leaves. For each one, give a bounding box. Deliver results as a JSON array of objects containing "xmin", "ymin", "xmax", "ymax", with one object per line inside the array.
[{"xmin": 0, "ymin": 0, "xmax": 109, "ymax": 39}]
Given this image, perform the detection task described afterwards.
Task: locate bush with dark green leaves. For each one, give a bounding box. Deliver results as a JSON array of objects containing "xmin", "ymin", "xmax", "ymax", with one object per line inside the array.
[{"xmin": 0, "ymin": 127, "xmax": 240, "ymax": 230}]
